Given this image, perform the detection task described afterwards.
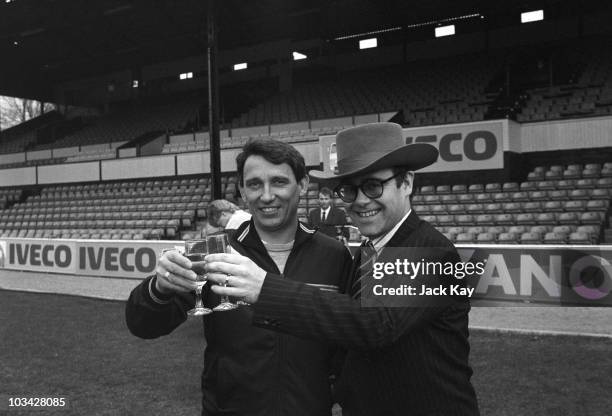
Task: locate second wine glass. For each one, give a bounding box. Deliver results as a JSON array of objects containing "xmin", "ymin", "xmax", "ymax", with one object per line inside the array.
[
  {"xmin": 185, "ymin": 239, "xmax": 213, "ymax": 316},
  {"xmin": 208, "ymin": 233, "xmax": 239, "ymax": 312}
]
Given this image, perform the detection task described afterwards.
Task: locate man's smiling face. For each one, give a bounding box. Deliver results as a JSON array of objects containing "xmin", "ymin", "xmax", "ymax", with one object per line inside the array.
[
  {"xmin": 345, "ymin": 169, "xmax": 413, "ymax": 239},
  {"xmin": 239, "ymin": 155, "xmax": 306, "ymax": 234}
]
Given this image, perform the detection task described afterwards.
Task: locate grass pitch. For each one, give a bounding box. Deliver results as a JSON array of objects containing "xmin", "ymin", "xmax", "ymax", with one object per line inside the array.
[{"xmin": 1, "ymin": 290, "xmax": 610, "ymax": 415}]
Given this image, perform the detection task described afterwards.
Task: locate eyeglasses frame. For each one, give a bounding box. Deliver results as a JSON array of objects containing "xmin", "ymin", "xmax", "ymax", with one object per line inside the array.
[{"xmin": 334, "ymin": 171, "xmax": 405, "ymax": 203}]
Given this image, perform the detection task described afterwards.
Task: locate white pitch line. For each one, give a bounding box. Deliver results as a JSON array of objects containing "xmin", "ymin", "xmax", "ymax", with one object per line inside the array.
[{"xmin": 470, "ymin": 325, "xmax": 612, "ymax": 339}]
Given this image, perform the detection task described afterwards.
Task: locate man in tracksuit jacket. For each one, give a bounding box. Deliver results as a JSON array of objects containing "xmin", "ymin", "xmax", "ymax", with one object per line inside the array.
[{"xmin": 125, "ymin": 139, "xmax": 353, "ymax": 416}]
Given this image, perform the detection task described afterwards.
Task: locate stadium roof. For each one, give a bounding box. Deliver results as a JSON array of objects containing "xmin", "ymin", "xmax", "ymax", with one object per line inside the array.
[{"xmin": 1, "ymin": 0, "xmax": 610, "ymax": 102}]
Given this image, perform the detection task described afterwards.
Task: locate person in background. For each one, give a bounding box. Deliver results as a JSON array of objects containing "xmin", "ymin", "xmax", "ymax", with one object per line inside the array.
[
  {"xmin": 125, "ymin": 138, "xmax": 352, "ymax": 416},
  {"xmin": 307, "ymin": 187, "xmax": 348, "ymax": 241},
  {"xmin": 206, "ymin": 199, "xmax": 251, "ymax": 233}
]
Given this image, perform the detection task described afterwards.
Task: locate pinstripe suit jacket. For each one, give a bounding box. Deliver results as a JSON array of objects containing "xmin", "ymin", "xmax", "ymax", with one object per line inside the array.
[{"xmin": 253, "ymin": 211, "xmax": 479, "ymax": 416}]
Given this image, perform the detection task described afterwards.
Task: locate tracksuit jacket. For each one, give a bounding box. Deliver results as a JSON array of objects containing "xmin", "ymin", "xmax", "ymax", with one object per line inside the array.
[{"xmin": 125, "ymin": 220, "xmax": 353, "ymax": 416}]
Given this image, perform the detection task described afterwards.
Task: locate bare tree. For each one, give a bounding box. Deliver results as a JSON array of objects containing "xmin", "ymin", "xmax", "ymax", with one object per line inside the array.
[{"xmin": 0, "ymin": 96, "xmax": 55, "ymax": 131}]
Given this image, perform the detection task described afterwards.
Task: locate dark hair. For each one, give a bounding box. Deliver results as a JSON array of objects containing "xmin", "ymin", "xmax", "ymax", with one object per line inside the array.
[
  {"xmin": 236, "ymin": 139, "xmax": 306, "ymax": 186},
  {"xmin": 391, "ymin": 167, "xmax": 409, "ymax": 187},
  {"xmin": 319, "ymin": 187, "xmax": 333, "ymax": 198},
  {"xmin": 391, "ymin": 167, "xmax": 414, "ymax": 201}
]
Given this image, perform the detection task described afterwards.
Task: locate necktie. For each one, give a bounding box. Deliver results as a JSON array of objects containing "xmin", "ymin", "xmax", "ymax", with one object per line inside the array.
[
  {"xmin": 321, "ymin": 210, "xmax": 326, "ymax": 223},
  {"xmin": 350, "ymin": 240, "xmax": 377, "ymax": 299}
]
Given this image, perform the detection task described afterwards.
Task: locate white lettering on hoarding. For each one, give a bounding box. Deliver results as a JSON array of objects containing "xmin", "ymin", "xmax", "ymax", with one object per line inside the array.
[
  {"xmin": 569, "ymin": 255, "xmax": 612, "ymax": 300},
  {"xmin": 475, "ymin": 254, "xmax": 517, "ymax": 295},
  {"xmin": 520, "ymin": 254, "xmax": 561, "ymax": 297}
]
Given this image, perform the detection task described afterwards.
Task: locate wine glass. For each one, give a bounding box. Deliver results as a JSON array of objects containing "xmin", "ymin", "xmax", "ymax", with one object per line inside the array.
[
  {"xmin": 208, "ymin": 233, "xmax": 239, "ymax": 312},
  {"xmin": 185, "ymin": 239, "xmax": 213, "ymax": 316}
]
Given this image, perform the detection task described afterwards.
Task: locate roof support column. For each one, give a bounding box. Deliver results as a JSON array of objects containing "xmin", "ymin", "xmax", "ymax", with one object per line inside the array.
[{"xmin": 207, "ymin": 0, "xmax": 222, "ymax": 200}]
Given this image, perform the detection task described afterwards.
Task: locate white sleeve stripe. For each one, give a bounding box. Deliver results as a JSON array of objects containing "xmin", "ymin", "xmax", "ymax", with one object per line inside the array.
[{"xmin": 306, "ymin": 283, "xmax": 339, "ymax": 291}]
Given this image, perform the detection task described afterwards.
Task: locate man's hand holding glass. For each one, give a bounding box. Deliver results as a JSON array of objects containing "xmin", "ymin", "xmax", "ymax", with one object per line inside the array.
[{"xmin": 204, "ymin": 252, "xmax": 267, "ymax": 304}]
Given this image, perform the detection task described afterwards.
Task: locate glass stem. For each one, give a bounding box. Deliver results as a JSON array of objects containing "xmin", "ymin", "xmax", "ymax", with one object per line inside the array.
[
  {"xmin": 221, "ymin": 283, "xmax": 229, "ymax": 303},
  {"xmin": 194, "ymin": 284, "xmax": 204, "ymax": 309}
]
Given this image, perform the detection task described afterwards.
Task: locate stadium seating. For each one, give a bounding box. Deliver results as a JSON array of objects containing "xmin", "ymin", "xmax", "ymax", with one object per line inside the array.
[
  {"xmin": 4, "ymin": 159, "xmax": 606, "ymax": 243},
  {"xmin": 407, "ymin": 161, "xmax": 612, "ymax": 244}
]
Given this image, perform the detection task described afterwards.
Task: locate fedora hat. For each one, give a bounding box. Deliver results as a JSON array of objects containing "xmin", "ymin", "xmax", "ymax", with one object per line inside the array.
[{"xmin": 310, "ymin": 122, "xmax": 438, "ymax": 181}]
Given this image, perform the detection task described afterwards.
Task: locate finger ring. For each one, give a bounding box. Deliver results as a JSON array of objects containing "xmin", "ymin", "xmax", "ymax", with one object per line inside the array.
[
  {"xmin": 164, "ymin": 271, "xmax": 170, "ymax": 279},
  {"xmin": 224, "ymin": 275, "xmax": 231, "ymax": 286}
]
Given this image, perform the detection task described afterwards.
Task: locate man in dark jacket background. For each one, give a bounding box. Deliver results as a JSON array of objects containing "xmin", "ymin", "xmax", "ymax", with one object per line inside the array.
[
  {"xmin": 307, "ymin": 187, "xmax": 347, "ymax": 240},
  {"xmin": 125, "ymin": 139, "xmax": 352, "ymax": 416}
]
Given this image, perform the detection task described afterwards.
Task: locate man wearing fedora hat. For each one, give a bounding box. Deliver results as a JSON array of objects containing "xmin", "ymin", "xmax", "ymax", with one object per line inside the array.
[{"xmin": 205, "ymin": 122, "xmax": 479, "ymax": 415}]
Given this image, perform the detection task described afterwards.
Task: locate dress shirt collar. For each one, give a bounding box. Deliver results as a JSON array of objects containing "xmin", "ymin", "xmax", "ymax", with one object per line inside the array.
[
  {"xmin": 321, "ymin": 206, "xmax": 331, "ymax": 219},
  {"xmin": 370, "ymin": 209, "xmax": 412, "ymax": 252}
]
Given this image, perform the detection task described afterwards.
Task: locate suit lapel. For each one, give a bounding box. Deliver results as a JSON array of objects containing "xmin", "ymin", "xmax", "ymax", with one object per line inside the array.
[
  {"xmin": 385, "ymin": 210, "xmax": 420, "ymax": 248},
  {"xmin": 315, "ymin": 208, "xmax": 322, "ymax": 225},
  {"xmin": 376, "ymin": 211, "xmax": 421, "ymax": 265}
]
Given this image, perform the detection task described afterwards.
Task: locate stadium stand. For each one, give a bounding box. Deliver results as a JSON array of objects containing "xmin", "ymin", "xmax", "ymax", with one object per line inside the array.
[
  {"xmin": 4, "ymin": 158, "xmax": 608, "ymax": 245},
  {"xmin": 410, "ymin": 162, "xmax": 611, "ymax": 244},
  {"xmin": 229, "ymin": 54, "xmax": 499, "ymax": 129},
  {"xmin": 517, "ymin": 39, "xmax": 612, "ymax": 122},
  {"xmin": 0, "ymin": 111, "xmax": 64, "ymax": 154},
  {"xmin": 32, "ymin": 98, "xmax": 199, "ymax": 151},
  {"xmin": 1, "ymin": 33, "xmax": 612, "ymax": 245}
]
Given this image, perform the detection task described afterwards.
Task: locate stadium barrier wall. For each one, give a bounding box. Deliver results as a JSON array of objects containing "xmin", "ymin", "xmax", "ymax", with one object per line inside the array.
[
  {"xmin": 27, "ymin": 149, "xmax": 52, "ymax": 161},
  {"xmin": 311, "ymin": 116, "xmax": 353, "ymax": 130},
  {"xmin": 38, "ymin": 161, "xmax": 100, "ymax": 185},
  {"xmin": 195, "ymin": 132, "xmax": 210, "ymax": 141},
  {"xmin": 0, "ymin": 152, "xmax": 26, "ymax": 165},
  {"xmin": 119, "ymin": 147, "xmax": 137, "ymax": 158},
  {"xmin": 0, "ymin": 167, "xmax": 36, "ymax": 187},
  {"xmin": 171, "ymin": 133, "xmax": 197, "ymax": 145},
  {"xmin": 177, "ymin": 152, "xmax": 209, "ymax": 175},
  {"xmin": 455, "ymin": 245, "xmax": 612, "ymax": 306},
  {"xmin": 232, "ymin": 124, "xmax": 269, "ymax": 137},
  {"xmin": 102, "ymin": 155, "xmax": 176, "ymax": 180},
  {"xmin": 270, "ymin": 121, "xmax": 309, "ymax": 133},
  {"xmin": 52, "ymin": 146, "xmax": 80, "ymax": 158},
  {"xmin": 520, "ymin": 115, "xmax": 612, "ymax": 152},
  {"xmin": 0, "ymin": 239, "xmax": 610, "ymax": 306},
  {"xmin": 354, "ymin": 114, "xmax": 380, "ymax": 125}
]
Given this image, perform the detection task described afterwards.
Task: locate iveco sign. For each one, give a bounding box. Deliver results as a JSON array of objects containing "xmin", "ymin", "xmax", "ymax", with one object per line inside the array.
[
  {"xmin": 404, "ymin": 120, "xmax": 503, "ymax": 172},
  {"xmin": 320, "ymin": 120, "xmax": 505, "ymax": 174}
]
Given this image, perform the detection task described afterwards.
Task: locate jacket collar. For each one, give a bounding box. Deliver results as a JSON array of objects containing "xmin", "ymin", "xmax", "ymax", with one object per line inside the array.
[
  {"xmin": 234, "ymin": 219, "xmax": 315, "ymax": 253},
  {"xmin": 385, "ymin": 210, "xmax": 420, "ymax": 248}
]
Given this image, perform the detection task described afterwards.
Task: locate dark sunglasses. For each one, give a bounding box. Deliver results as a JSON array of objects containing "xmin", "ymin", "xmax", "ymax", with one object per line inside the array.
[{"xmin": 334, "ymin": 172, "xmax": 403, "ymax": 203}]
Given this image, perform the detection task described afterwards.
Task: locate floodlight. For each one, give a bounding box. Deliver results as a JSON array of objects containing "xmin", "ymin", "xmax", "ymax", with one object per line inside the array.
[
  {"xmin": 435, "ymin": 25, "xmax": 455, "ymax": 38},
  {"xmin": 233, "ymin": 63, "xmax": 248, "ymax": 71},
  {"xmin": 132, "ymin": 80, "xmax": 139, "ymax": 88},
  {"xmin": 292, "ymin": 52, "xmax": 307, "ymax": 61},
  {"xmin": 179, "ymin": 72, "xmax": 193, "ymax": 80},
  {"xmin": 521, "ymin": 10, "xmax": 544, "ymax": 23},
  {"xmin": 359, "ymin": 38, "xmax": 377, "ymax": 49}
]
